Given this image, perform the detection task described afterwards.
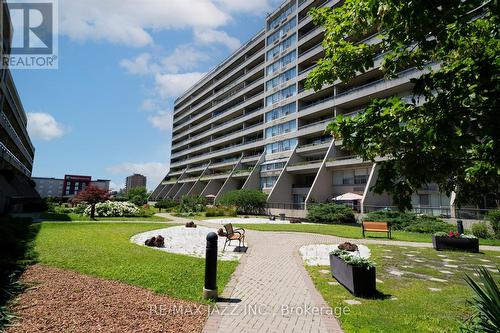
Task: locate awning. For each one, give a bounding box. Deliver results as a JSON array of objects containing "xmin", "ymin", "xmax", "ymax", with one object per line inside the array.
[{"xmin": 332, "ymin": 193, "xmax": 363, "ymax": 201}]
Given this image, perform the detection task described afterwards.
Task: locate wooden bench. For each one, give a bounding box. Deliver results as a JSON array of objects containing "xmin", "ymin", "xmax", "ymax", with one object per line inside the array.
[{"xmin": 362, "ymin": 221, "xmax": 391, "ymax": 239}]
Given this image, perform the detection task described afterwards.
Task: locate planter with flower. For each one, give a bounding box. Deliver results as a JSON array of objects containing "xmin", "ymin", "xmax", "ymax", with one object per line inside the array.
[
  {"xmin": 329, "ymin": 242, "xmax": 376, "ymax": 296},
  {"xmin": 432, "ymin": 231, "xmax": 479, "ymax": 252}
]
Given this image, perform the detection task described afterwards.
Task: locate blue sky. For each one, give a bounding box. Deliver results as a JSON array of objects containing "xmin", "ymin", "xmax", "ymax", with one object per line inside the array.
[{"xmin": 12, "ymin": 0, "xmax": 282, "ymax": 190}]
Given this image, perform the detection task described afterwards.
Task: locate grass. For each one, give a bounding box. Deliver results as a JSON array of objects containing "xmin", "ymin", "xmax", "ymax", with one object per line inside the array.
[
  {"xmin": 39, "ymin": 212, "xmax": 169, "ymax": 221},
  {"xmin": 235, "ymin": 223, "xmax": 500, "ymax": 246},
  {"xmin": 34, "ymin": 222, "xmax": 238, "ymax": 302},
  {"xmin": 307, "ymin": 245, "xmax": 500, "ymax": 332}
]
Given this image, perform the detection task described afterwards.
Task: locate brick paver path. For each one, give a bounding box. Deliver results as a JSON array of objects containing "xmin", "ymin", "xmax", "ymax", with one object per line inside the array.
[{"xmin": 161, "ymin": 214, "xmax": 499, "ymax": 333}]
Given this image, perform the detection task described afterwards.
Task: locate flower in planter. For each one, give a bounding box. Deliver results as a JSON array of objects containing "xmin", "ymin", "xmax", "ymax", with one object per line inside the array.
[
  {"xmin": 330, "ymin": 248, "xmax": 375, "ymax": 269},
  {"xmin": 434, "ymin": 231, "xmax": 477, "ymax": 239}
]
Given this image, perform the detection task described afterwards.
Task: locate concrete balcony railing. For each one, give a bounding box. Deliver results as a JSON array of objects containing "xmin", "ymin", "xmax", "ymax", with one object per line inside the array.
[
  {"xmin": 170, "ymin": 139, "xmax": 265, "ymax": 169},
  {"xmin": 172, "ymin": 121, "xmax": 265, "ymax": 158},
  {"xmin": 0, "ymin": 142, "xmax": 31, "ymax": 177},
  {"xmin": 286, "ymin": 159, "xmax": 323, "ymax": 172},
  {"xmin": 173, "ymin": 76, "xmax": 265, "ymax": 135},
  {"xmin": 174, "ymin": 60, "xmax": 265, "ymax": 124},
  {"xmin": 173, "ymin": 87, "xmax": 264, "ymax": 141},
  {"xmin": 175, "ymin": 30, "xmax": 265, "ymax": 108},
  {"xmin": 0, "ymin": 111, "xmax": 34, "ymax": 164},
  {"xmin": 296, "ymin": 140, "xmax": 331, "ymax": 153},
  {"xmin": 325, "ymin": 155, "xmax": 365, "ymax": 167},
  {"xmin": 297, "ymin": 43, "xmax": 323, "ymax": 63}
]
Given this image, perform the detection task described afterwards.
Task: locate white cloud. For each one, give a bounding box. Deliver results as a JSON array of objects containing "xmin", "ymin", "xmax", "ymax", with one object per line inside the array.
[
  {"xmin": 107, "ymin": 161, "xmax": 169, "ymax": 190},
  {"xmin": 161, "ymin": 45, "xmax": 208, "ymax": 73},
  {"xmin": 154, "ymin": 72, "xmax": 206, "ymax": 99},
  {"xmin": 194, "ymin": 28, "xmax": 241, "ymax": 51},
  {"xmin": 27, "ymin": 112, "xmax": 67, "ymax": 141},
  {"xmin": 120, "ymin": 53, "xmax": 159, "ymax": 75},
  {"xmin": 60, "ymin": 0, "xmax": 231, "ymax": 47},
  {"xmin": 214, "ymin": 0, "xmax": 282, "ymax": 14},
  {"xmin": 148, "ymin": 111, "xmax": 173, "ymax": 131}
]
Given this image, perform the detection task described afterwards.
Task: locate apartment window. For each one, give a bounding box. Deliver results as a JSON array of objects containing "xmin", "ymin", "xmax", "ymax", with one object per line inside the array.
[
  {"xmin": 267, "ymin": 2, "xmax": 296, "ymax": 30},
  {"xmin": 266, "ymin": 51, "xmax": 296, "ymax": 76},
  {"xmin": 265, "ymin": 120, "xmax": 297, "ymax": 138},
  {"xmin": 260, "ymin": 176, "xmax": 278, "ymax": 189},
  {"xmin": 265, "ymin": 102, "xmax": 296, "ymax": 122},
  {"xmin": 419, "ymin": 194, "xmax": 430, "ymax": 207},
  {"xmin": 266, "ymin": 67, "xmax": 296, "ymax": 91},
  {"xmin": 265, "ymin": 138, "xmax": 298, "ymax": 154},
  {"xmin": 267, "ymin": 18, "xmax": 296, "ymax": 44},
  {"xmin": 266, "ymin": 34, "xmax": 296, "ymax": 60},
  {"xmin": 260, "ymin": 161, "xmax": 286, "ymax": 172},
  {"xmin": 266, "ymin": 84, "xmax": 296, "ymax": 106}
]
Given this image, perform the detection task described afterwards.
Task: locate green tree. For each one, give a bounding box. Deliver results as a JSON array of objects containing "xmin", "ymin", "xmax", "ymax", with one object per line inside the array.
[
  {"xmin": 306, "ymin": 0, "xmax": 499, "ymax": 210},
  {"xmin": 126, "ymin": 187, "xmax": 149, "ymax": 206},
  {"xmin": 218, "ymin": 189, "xmax": 267, "ymax": 214}
]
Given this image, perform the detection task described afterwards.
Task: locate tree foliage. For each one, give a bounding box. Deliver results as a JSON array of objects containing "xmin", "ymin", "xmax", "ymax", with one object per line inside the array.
[
  {"xmin": 306, "ymin": 0, "xmax": 500, "ymax": 210},
  {"xmin": 126, "ymin": 186, "xmax": 149, "ymax": 206},
  {"xmin": 72, "ymin": 186, "xmax": 110, "ymax": 219},
  {"xmin": 217, "ymin": 189, "xmax": 267, "ymax": 214}
]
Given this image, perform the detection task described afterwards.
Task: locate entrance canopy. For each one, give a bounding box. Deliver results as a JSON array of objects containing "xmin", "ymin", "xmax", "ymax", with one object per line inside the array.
[{"xmin": 332, "ymin": 192, "xmax": 363, "ymax": 201}]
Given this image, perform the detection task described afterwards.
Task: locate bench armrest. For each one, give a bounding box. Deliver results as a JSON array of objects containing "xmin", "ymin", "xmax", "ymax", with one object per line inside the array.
[{"xmin": 234, "ymin": 228, "xmax": 245, "ymax": 235}]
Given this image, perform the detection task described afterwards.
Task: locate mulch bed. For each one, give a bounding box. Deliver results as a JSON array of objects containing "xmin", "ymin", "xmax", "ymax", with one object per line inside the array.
[{"xmin": 7, "ymin": 264, "xmax": 208, "ymax": 333}]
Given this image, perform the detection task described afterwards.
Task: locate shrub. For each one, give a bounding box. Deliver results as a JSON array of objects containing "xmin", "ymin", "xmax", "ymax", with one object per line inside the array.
[
  {"xmin": 217, "ymin": 189, "xmax": 267, "ymax": 214},
  {"xmin": 73, "ymin": 202, "xmax": 88, "ymax": 215},
  {"xmin": 154, "ymin": 199, "xmax": 177, "ymax": 212},
  {"xmin": 471, "ymin": 223, "xmax": 492, "ymax": 239},
  {"xmin": 487, "ymin": 209, "xmax": 500, "ymax": 239},
  {"xmin": 363, "ymin": 210, "xmax": 449, "ymax": 233},
  {"xmin": 307, "ymin": 203, "xmax": 355, "ymax": 224},
  {"xmin": 205, "ymin": 206, "xmax": 237, "ymax": 217},
  {"xmin": 83, "ymin": 201, "xmax": 140, "ymax": 217},
  {"xmin": 126, "ymin": 187, "xmax": 149, "ymax": 206},
  {"xmin": 178, "ymin": 195, "xmax": 207, "ymax": 213}
]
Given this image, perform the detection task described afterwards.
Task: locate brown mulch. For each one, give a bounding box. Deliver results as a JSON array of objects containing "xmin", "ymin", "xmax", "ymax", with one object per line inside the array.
[{"xmin": 7, "ymin": 264, "xmax": 208, "ymax": 333}]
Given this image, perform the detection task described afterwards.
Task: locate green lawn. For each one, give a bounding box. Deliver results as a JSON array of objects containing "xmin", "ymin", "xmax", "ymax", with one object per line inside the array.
[
  {"xmin": 236, "ymin": 223, "xmax": 500, "ymax": 246},
  {"xmin": 34, "ymin": 222, "xmax": 238, "ymax": 301},
  {"xmin": 307, "ymin": 245, "xmax": 500, "ymax": 332},
  {"xmin": 39, "ymin": 212, "xmax": 169, "ymax": 221}
]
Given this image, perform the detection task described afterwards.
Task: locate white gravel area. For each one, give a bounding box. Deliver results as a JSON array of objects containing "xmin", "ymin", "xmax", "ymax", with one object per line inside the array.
[
  {"xmin": 130, "ymin": 226, "xmax": 243, "ymax": 261},
  {"xmin": 299, "ymin": 244, "xmax": 371, "ymax": 266},
  {"xmin": 202, "ymin": 217, "xmax": 290, "ymax": 225}
]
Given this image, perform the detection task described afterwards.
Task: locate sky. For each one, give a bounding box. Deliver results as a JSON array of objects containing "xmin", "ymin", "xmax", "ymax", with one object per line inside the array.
[{"xmin": 12, "ymin": 0, "xmax": 284, "ymax": 191}]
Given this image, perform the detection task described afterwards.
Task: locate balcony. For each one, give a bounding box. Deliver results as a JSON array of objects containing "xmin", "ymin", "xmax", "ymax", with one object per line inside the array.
[
  {"xmin": 325, "ymin": 155, "xmax": 365, "ymax": 167},
  {"xmin": 0, "ymin": 142, "xmax": 31, "ymax": 177},
  {"xmin": 296, "ymin": 140, "xmax": 332, "ymax": 154},
  {"xmin": 287, "ymin": 159, "xmax": 323, "ymax": 172}
]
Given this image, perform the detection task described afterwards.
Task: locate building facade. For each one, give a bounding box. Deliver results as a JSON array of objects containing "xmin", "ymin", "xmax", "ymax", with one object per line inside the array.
[
  {"xmin": 150, "ymin": 0, "xmax": 451, "ymax": 217},
  {"xmin": 33, "ymin": 176, "xmax": 110, "ymax": 198},
  {"xmin": 125, "ymin": 174, "xmax": 146, "ymax": 192},
  {"xmin": 0, "ymin": 0, "xmax": 38, "ymax": 213}
]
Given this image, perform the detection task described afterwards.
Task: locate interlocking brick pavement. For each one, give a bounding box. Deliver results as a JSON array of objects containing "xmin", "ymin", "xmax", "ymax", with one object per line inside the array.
[{"xmin": 161, "ymin": 214, "xmax": 499, "ymax": 333}]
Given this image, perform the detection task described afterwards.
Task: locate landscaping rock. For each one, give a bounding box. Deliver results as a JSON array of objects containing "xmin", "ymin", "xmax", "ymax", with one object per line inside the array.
[
  {"xmin": 145, "ymin": 235, "xmax": 164, "ymax": 248},
  {"xmin": 185, "ymin": 221, "xmax": 197, "ymax": 228}
]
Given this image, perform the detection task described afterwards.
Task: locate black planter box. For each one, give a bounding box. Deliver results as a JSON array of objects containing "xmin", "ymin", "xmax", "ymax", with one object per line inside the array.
[
  {"xmin": 432, "ymin": 236, "xmax": 479, "ymax": 252},
  {"xmin": 329, "ymin": 253, "xmax": 376, "ymax": 296}
]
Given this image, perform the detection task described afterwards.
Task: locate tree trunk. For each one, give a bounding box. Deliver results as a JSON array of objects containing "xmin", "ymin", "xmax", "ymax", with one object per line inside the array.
[{"xmin": 90, "ymin": 204, "xmax": 96, "ymax": 220}]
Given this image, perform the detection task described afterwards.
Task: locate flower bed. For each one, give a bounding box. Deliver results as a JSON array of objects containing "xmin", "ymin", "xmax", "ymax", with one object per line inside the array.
[
  {"xmin": 432, "ymin": 231, "xmax": 479, "ymax": 252},
  {"xmin": 83, "ymin": 201, "xmax": 140, "ymax": 217},
  {"xmin": 329, "ymin": 243, "xmax": 376, "ymax": 296}
]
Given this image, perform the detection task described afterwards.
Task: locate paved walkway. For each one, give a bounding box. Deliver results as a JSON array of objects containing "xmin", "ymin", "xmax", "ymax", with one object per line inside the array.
[{"xmin": 161, "ymin": 214, "xmax": 499, "ymax": 333}]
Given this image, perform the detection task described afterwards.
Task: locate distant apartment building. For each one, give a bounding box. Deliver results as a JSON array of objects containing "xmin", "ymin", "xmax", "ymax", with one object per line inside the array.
[
  {"xmin": 33, "ymin": 175, "xmax": 110, "ymax": 198},
  {"xmin": 150, "ymin": 0, "xmax": 451, "ymax": 218},
  {"xmin": 125, "ymin": 174, "xmax": 146, "ymax": 192},
  {"xmin": 0, "ymin": 0, "xmax": 39, "ymax": 213}
]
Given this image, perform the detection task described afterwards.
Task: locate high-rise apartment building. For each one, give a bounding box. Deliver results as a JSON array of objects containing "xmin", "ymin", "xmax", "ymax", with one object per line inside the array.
[
  {"xmin": 150, "ymin": 0, "xmax": 451, "ymax": 218},
  {"xmin": 125, "ymin": 174, "xmax": 146, "ymax": 192},
  {"xmin": 0, "ymin": 0, "xmax": 38, "ymax": 213}
]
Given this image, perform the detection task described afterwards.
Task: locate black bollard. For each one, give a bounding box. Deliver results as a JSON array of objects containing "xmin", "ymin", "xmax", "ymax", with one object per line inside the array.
[
  {"xmin": 203, "ymin": 232, "xmax": 218, "ymax": 300},
  {"xmin": 457, "ymin": 220, "xmax": 464, "ymax": 235}
]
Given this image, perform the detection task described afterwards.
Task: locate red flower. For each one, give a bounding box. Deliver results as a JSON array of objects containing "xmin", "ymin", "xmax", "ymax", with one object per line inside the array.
[{"xmin": 448, "ymin": 231, "xmax": 454, "ymax": 237}]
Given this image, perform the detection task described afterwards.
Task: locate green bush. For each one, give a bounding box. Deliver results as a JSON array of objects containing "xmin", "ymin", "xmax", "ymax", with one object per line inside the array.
[
  {"xmin": 154, "ymin": 199, "xmax": 178, "ymax": 212},
  {"xmin": 205, "ymin": 206, "xmax": 237, "ymax": 217},
  {"xmin": 471, "ymin": 223, "xmax": 492, "ymax": 239},
  {"xmin": 218, "ymin": 189, "xmax": 267, "ymax": 214},
  {"xmin": 487, "ymin": 209, "xmax": 500, "ymax": 239},
  {"xmin": 178, "ymin": 195, "xmax": 207, "ymax": 213},
  {"xmin": 307, "ymin": 204, "xmax": 355, "ymax": 224},
  {"xmin": 126, "ymin": 187, "xmax": 149, "ymax": 206},
  {"xmin": 363, "ymin": 210, "xmax": 449, "ymax": 233}
]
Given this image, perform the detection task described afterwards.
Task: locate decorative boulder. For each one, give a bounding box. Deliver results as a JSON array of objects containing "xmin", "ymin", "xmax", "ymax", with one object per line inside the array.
[
  {"xmin": 185, "ymin": 221, "xmax": 197, "ymax": 228},
  {"xmin": 145, "ymin": 235, "xmax": 165, "ymax": 248}
]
